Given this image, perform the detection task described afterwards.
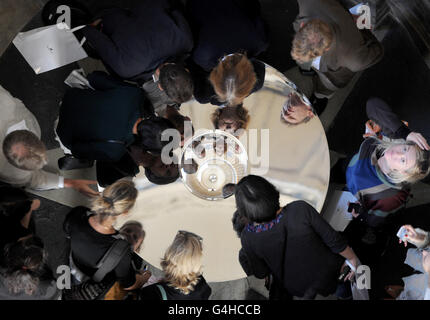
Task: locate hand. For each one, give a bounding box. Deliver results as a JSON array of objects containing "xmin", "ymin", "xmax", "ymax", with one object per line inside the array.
[
  {"xmin": 406, "ymin": 132, "xmax": 430, "ymax": 150},
  {"xmin": 398, "ymin": 225, "xmax": 427, "ymax": 247},
  {"xmin": 64, "ymin": 179, "xmax": 99, "ymax": 197},
  {"xmin": 341, "ymin": 258, "xmax": 358, "ymax": 282},
  {"xmin": 422, "ymin": 251, "xmax": 430, "ymax": 274},
  {"xmin": 31, "ymin": 199, "xmax": 41, "ymax": 211}
]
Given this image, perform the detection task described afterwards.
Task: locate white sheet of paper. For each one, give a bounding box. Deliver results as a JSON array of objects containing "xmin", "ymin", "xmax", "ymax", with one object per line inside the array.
[
  {"xmin": 6, "ymin": 119, "xmax": 29, "ymax": 135},
  {"xmin": 13, "ymin": 24, "xmax": 88, "ymax": 74},
  {"xmin": 323, "ymin": 190, "xmax": 358, "ymax": 231}
]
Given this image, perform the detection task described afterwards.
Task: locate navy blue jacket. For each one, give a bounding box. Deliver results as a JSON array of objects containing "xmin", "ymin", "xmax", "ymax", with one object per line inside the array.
[
  {"xmin": 186, "ymin": 0, "xmax": 268, "ymax": 71},
  {"xmin": 57, "ymin": 72, "xmax": 150, "ymax": 162},
  {"xmin": 82, "ymin": 0, "xmax": 193, "ymax": 80}
]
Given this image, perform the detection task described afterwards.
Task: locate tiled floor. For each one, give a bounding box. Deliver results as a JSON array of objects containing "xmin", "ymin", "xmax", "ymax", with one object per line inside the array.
[{"xmin": 1, "ymin": 0, "xmax": 429, "ymax": 300}]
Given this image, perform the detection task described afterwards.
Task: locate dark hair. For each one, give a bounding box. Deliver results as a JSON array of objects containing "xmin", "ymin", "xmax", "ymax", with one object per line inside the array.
[
  {"xmin": 144, "ymin": 166, "xmax": 179, "ymax": 185},
  {"xmin": 234, "ymin": 175, "xmax": 280, "ymax": 223},
  {"xmin": 137, "ymin": 117, "xmax": 176, "ymax": 154},
  {"xmin": 232, "ymin": 210, "xmax": 250, "ymax": 238},
  {"xmin": 3, "ymin": 237, "xmax": 48, "ymax": 296},
  {"xmin": 159, "ymin": 64, "xmax": 194, "ymax": 103},
  {"xmin": 0, "ymin": 186, "xmax": 32, "ymax": 218}
]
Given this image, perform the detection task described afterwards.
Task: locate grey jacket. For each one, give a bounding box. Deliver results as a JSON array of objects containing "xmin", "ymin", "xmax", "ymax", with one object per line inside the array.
[
  {"xmin": 294, "ymin": 0, "xmax": 384, "ymax": 88},
  {"xmin": 0, "ymin": 85, "xmax": 61, "ymax": 190}
]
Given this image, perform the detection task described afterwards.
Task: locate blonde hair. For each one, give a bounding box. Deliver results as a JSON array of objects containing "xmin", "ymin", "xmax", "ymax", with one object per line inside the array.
[
  {"xmin": 3, "ymin": 130, "xmax": 47, "ymax": 171},
  {"xmin": 209, "ymin": 53, "xmax": 257, "ymax": 107},
  {"xmin": 291, "ymin": 19, "xmax": 333, "ymax": 64},
  {"xmin": 91, "ymin": 180, "xmax": 138, "ymax": 223},
  {"xmin": 160, "ymin": 231, "xmax": 203, "ymax": 295},
  {"xmin": 375, "ymin": 140, "xmax": 430, "ymax": 184}
]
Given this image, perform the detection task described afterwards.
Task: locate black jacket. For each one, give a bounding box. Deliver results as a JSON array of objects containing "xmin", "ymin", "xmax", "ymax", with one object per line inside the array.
[
  {"xmin": 186, "ymin": 0, "xmax": 268, "ymax": 71},
  {"xmin": 240, "ymin": 201, "xmax": 347, "ymax": 298},
  {"xmin": 82, "ymin": 0, "xmax": 193, "ymax": 80},
  {"xmin": 57, "ymin": 72, "xmax": 151, "ymax": 162}
]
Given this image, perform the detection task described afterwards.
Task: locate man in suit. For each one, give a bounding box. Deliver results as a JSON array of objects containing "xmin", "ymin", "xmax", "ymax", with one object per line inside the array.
[
  {"xmin": 0, "ymin": 85, "xmax": 97, "ymax": 196},
  {"xmin": 82, "ymin": 0, "xmax": 193, "ymax": 82},
  {"xmin": 291, "ymin": 0, "xmax": 384, "ymax": 114}
]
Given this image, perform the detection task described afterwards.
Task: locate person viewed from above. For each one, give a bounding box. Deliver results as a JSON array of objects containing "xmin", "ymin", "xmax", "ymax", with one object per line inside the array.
[
  {"xmin": 280, "ymin": 92, "xmax": 316, "ymax": 126},
  {"xmin": 81, "ymin": 0, "xmax": 193, "ymax": 82},
  {"xmin": 233, "ymin": 175, "xmax": 360, "ymax": 300},
  {"xmin": 193, "ymin": 53, "xmax": 265, "ymax": 107},
  {"xmin": 291, "ymin": 0, "xmax": 384, "ymax": 114},
  {"xmin": 138, "ymin": 230, "xmax": 212, "ymax": 300},
  {"xmin": 341, "ymin": 98, "xmax": 430, "ymax": 243},
  {"xmin": 163, "ymin": 105, "xmax": 194, "ymax": 147},
  {"xmin": 0, "ymin": 85, "xmax": 97, "ymax": 196},
  {"xmin": 0, "ymin": 236, "xmax": 61, "ymax": 300},
  {"xmin": 96, "ymin": 117, "xmax": 180, "ymax": 187},
  {"xmin": 63, "ymin": 180, "xmax": 149, "ymax": 295},
  {"xmin": 142, "ymin": 63, "xmax": 194, "ymax": 117},
  {"xmin": 385, "ymin": 225, "xmax": 430, "ymax": 300},
  {"xmin": 185, "ymin": 0, "xmax": 268, "ymax": 72},
  {"xmin": 56, "ymin": 71, "xmax": 154, "ymax": 167},
  {"xmin": 211, "ymin": 104, "xmax": 250, "ymax": 137},
  {"xmin": 0, "ymin": 186, "xmax": 40, "ymax": 252}
]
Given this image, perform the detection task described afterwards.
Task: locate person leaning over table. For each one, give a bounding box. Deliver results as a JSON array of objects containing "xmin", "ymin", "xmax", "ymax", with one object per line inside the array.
[
  {"xmin": 55, "ymin": 71, "xmax": 155, "ymax": 169},
  {"xmin": 291, "ymin": 0, "xmax": 384, "ymax": 115},
  {"xmin": 231, "ymin": 175, "xmax": 360, "ymax": 300},
  {"xmin": 81, "ymin": 0, "xmax": 193, "ymax": 82},
  {"xmin": 0, "ymin": 84, "xmax": 97, "ymax": 196},
  {"xmin": 138, "ymin": 230, "xmax": 211, "ymax": 300},
  {"xmin": 63, "ymin": 180, "xmax": 150, "ymax": 296}
]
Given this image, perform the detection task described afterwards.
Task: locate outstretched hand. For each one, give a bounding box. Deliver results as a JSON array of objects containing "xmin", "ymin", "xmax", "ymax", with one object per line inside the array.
[
  {"xmin": 406, "ymin": 132, "xmax": 430, "ymax": 151},
  {"xmin": 65, "ymin": 179, "xmax": 99, "ymax": 197}
]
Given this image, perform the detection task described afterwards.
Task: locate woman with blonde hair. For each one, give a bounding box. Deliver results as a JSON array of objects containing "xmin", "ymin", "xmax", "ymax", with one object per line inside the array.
[
  {"xmin": 63, "ymin": 179, "xmax": 149, "ymax": 297},
  {"xmin": 138, "ymin": 230, "xmax": 211, "ymax": 300},
  {"xmin": 342, "ymin": 98, "xmax": 430, "ymax": 243}
]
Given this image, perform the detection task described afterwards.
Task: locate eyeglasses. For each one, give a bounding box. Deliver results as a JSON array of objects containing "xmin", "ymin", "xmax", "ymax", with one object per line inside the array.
[{"xmin": 177, "ymin": 230, "xmax": 203, "ymax": 242}]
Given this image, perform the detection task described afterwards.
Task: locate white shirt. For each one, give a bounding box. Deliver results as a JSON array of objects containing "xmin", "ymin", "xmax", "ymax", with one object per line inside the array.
[
  {"xmin": 0, "ymin": 85, "xmax": 63, "ymax": 190},
  {"xmin": 311, "ymin": 56, "xmax": 322, "ymax": 70}
]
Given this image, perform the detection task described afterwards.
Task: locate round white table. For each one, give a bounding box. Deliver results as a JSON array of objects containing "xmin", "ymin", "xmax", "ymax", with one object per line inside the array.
[{"xmin": 116, "ymin": 64, "xmax": 330, "ymax": 282}]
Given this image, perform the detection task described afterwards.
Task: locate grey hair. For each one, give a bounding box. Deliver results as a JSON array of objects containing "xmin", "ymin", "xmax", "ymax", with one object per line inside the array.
[{"xmin": 2, "ymin": 130, "xmax": 47, "ymax": 171}]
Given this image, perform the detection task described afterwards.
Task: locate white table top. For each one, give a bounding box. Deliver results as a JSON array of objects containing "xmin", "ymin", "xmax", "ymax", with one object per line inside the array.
[{"xmin": 121, "ymin": 64, "xmax": 330, "ymax": 282}]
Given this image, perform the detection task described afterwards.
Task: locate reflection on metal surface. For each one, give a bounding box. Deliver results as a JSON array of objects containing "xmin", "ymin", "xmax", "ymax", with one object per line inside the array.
[{"xmin": 179, "ymin": 130, "xmax": 248, "ymax": 200}]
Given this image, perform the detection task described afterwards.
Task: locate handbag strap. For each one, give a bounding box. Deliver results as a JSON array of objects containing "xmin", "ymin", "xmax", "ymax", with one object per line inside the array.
[
  {"xmin": 92, "ymin": 238, "xmax": 130, "ymax": 282},
  {"xmin": 156, "ymin": 284, "xmax": 168, "ymax": 300}
]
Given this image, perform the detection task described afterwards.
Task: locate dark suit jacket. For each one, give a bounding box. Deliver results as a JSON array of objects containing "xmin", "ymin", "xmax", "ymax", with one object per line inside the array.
[
  {"xmin": 186, "ymin": 0, "xmax": 268, "ymax": 72},
  {"xmin": 57, "ymin": 72, "xmax": 151, "ymax": 162},
  {"xmin": 294, "ymin": 0, "xmax": 384, "ymax": 88},
  {"xmin": 82, "ymin": 0, "xmax": 193, "ymax": 80}
]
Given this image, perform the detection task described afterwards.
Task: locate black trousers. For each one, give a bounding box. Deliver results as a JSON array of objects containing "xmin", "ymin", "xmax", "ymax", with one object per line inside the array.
[{"xmin": 96, "ymin": 153, "xmax": 139, "ymax": 187}]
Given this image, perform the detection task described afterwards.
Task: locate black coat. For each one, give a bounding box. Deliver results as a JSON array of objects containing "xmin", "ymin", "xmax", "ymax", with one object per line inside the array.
[
  {"xmin": 186, "ymin": 0, "xmax": 268, "ymax": 71},
  {"xmin": 57, "ymin": 72, "xmax": 151, "ymax": 162},
  {"xmin": 82, "ymin": 0, "xmax": 193, "ymax": 80},
  {"xmin": 240, "ymin": 201, "xmax": 347, "ymax": 298}
]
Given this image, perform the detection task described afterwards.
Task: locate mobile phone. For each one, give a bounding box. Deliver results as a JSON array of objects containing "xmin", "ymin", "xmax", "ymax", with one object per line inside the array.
[
  {"xmin": 338, "ymin": 266, "xmax": 351, "ymax": 282},
  {"xmin": 396, "ymin": 226, "xmax": 409, "ymax": 241}
]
